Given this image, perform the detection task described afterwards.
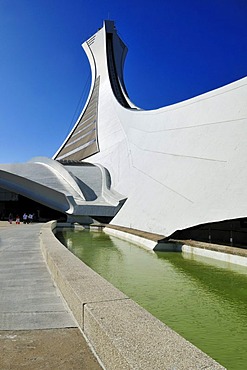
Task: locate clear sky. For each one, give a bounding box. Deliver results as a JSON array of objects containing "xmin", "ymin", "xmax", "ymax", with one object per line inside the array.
[{"xmin": 1, "ymin": 0, "xmax": 247, "ymax": 163}]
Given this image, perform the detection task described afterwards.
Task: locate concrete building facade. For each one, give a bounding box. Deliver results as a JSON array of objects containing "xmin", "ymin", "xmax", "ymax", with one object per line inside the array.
[{"xmin": 1, "ymin": 20, "xmax": 247, "ymax": 245}]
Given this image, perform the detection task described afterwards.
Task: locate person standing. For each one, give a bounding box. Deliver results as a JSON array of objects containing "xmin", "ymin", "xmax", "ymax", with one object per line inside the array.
[
  {"xmin": 8, "ymin": 213, "xmax": 13, "ymax": 224},
  {"xmin": 28, "ymin": 213, "xmax": 33, "ymax": 224},
  {"xmin": 23, "ymin": 213, "xmax": 28, "ymax": 224}
]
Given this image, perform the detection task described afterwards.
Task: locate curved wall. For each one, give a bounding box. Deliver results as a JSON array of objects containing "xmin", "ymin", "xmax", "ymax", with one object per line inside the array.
[
  {"xmin": 40, "ymin": 221, "xmax": 225, "ymax": 370},
  {"xmin": 55, "ymin": 20, "xmax": 247, "ymax": 237}
]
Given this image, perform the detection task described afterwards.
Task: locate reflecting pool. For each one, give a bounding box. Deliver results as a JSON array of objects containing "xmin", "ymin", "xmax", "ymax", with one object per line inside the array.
[{"xmin": 56, "ymin": 228, "xmax": 247, "ymax": 370}]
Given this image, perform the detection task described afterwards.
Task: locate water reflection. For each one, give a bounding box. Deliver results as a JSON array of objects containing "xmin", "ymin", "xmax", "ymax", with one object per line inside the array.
[
  {"xmin": 157, "ymin": 251, "xmax": 247, "ymax": 308},
  {"xmin": 56, "ymin": 228, "xmax": 247, "ymax": 370}
]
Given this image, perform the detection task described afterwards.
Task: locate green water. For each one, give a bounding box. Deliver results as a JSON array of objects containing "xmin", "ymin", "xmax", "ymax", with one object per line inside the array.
[{"xmin": 56, "ymin": 228, "xmax": 247, "ymax": 369}]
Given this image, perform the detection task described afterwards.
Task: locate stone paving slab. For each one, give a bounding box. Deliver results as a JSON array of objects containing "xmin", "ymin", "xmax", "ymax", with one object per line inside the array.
[
  {"xmin": 0, "ymin": 328, "xmax": 102, "ymax": 370},
  {"xmin": 0, "ymin": 297, "xmax": 64, "ymax": 313},
  {"xmin": 0, "ymin": 312, "xmax": 77, "ymax": 331}
]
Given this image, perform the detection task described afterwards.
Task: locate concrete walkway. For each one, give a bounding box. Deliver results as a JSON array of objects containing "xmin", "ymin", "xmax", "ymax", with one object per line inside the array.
[{"xmin": 0, "ymin": 222, "xmax": 102, "ymax": 369}]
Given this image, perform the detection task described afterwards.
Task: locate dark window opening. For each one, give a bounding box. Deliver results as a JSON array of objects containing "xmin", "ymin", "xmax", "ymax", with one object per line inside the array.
[{"xmin": 171, "ymin": 218, "xmax": 247, "ymax": 249}]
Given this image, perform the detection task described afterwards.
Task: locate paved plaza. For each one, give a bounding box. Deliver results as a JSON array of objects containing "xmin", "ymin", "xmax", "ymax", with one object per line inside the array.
[{"xmin": 0, "ymin": 221, "xmax": 102, "ymax": 369}]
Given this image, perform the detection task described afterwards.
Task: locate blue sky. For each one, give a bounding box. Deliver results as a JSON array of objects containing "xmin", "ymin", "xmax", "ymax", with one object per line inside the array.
[{"xmin": 0, "ymin": 0, "xmax": 247, "ymax": 163}]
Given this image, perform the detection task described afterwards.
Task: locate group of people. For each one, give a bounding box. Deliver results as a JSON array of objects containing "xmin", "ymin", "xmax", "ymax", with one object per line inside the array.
[
  {"xmin": 22, "ymin": 212, "xmax": 34, "ymax": 224},
  {"xmin": 8, "ymin": 212, "xmax": 34, "ymax": 224}
]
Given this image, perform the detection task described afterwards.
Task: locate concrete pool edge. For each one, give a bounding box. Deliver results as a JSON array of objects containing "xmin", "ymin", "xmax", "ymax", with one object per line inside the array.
[
  {"xmin": 40, "ymin": 221, "xmax": 225, "ymax": 370},
  {"xmin": 104, "ymin": 225, "xmax": 247, "ymax": 267}
]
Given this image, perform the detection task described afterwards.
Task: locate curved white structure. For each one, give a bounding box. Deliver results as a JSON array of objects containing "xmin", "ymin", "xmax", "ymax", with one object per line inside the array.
[
  {"xmin": 0, "ymin": 156, "xmax": 125, "ymax": 222},
  {"xmin": 0, "ymin": 20, "xmax": 246, "ymax": 243},
  {"xmin": 54, "ymin": 21, "xmax": 247, "ymax": 238}
]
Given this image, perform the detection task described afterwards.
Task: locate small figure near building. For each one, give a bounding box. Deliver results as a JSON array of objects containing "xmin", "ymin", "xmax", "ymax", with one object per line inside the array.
[
  {"xmin": 28, "ymin": 213, "xmax": 33, "ymax": 224},
  {"xmin": 23, "ymin": 213, "xmax": 28, "ymax": 224},
  {"xmin": 8, "ymin": 213, "xmax": 13, "ymax": 224}
]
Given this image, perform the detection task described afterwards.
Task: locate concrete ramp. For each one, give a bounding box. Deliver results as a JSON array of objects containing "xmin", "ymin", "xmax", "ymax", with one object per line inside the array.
[{"xmin": 0, "ymin": 223, "xmax": 76, "ymax": 330}]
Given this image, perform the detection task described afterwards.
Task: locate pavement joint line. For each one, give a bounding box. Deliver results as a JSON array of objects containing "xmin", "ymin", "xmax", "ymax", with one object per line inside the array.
[{"xmin": 83, "ymin": 297, "xmax": 130, "ymax": 305}]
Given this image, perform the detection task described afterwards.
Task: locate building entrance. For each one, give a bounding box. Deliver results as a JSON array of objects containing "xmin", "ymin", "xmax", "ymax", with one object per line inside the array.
[{"xmin": 0, "ymin": 189, "xmax": 66, "ymax": 222}]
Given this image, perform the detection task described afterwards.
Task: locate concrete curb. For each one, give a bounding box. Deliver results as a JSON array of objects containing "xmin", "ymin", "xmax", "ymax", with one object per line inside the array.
[
  {"xmin": 104, "ymin": 226, "xmax": 247, "ymax": 267},
  {"xmin": 104, "ymin": 226, "xmax": 159, "ymax": 250},
  {"xmin": 40, "ymin": 221, "xmax": 226, "ymax": 370}
]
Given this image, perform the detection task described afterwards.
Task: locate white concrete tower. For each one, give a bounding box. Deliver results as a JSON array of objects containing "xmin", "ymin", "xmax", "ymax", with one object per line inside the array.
[{"xmin": 55, "ymin": 20, "xmax": 247, "ymax": 239}]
